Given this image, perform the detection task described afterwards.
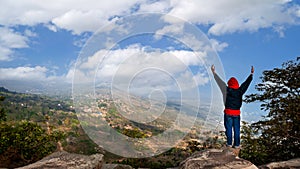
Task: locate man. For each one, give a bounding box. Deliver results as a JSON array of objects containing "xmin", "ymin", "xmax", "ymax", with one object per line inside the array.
[{"xmin": 211, "ymin": 65, "xmax": 254, "ymax": 150}]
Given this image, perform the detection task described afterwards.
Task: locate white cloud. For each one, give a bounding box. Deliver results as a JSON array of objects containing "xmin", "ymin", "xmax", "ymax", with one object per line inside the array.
[
  {"xmin": 73, "ymin": 33, "xmax": 90, "ymax": 47},
  {"xmin": 0, "ymin": 66, "xmax": 72, "ymax": 84},
  {"xmin": 71, "ymin": 45, "xmax": 209, "ymax": 93},
  {"xmin": 154, "ymin": 20, "xmax": 228, "ymax": 52},
  {"xmin": 0, "ymin": 0, "xmax": 144, "ymax": 35},
  {"xmin": 52, "ymin": 10, "xmax": 106, "ymax": 35},
  {"xmin": 0, "ymin": 0, "xmax": 298, "ymax": 62},
  {"xmin": 138, "ymin": 0, "xmax": 171, "ymax": 13},
  {"xmin": 210, "ymin": 39, "xmax": 228, "ymax": 52},
  {"xmin": 0, "ymin": 66, "xmax": 48, "ymax": 80},
  {"xmin": 296, "ymin": 6, "xmax": 300, "ymax": 17},
  {"xmin": 0, "ymin": 27, "xmax": 28, "ymax": 49},
  {"xmin": 273, "ymin": 26, "xmax": 286, "ymax": 38},
  {"xmin": 167, "ymin": 0, "xmax": 299, "ymax": 35},
  {"xmin": 24, "ymin": 29, "xmax": 38, "ymax": 37},
  {"xmin": 193, "ymin": 72, "xmax": 209, "ymax": 86},
  {"xmin": 1, "ymin": 0, "xmax": 298, "ymax": 36},
  {"xmin": 154, "ymin": 23, "xmax": 184, "ymax": 39},
  {"xmin": 44, "ymin": 23, "xmax": 58, "ymax": 32},
  {"xmin": 0, "ymin": 46, "xmax": 13, "ymax": 61},
  {"xmin": 169, "ymin": 50, "xmax": 203, "ymax": 65},
  {"xmin": 0, "ymin": 66, "xmax": 72, "ymax": 93},
  {"xmin": 0, "ymin": 27, "xmax": 29, "ymax": 61}
]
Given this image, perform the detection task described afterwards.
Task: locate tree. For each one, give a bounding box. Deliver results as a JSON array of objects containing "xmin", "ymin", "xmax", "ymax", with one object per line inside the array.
[
  {"xmin": 241, "ymin": 57, "xmax": 300, "ymax": 165},
  {"xmin": 0, "ymin": 96, "xmax": 6, "ymax": 121}
]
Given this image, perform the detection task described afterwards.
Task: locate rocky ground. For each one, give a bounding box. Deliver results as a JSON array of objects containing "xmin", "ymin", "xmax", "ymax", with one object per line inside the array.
[
  {"xmin": 12, "ymin": 148, "xmax": 300, "ymax": 169},
  {"xmin": 16, "ymin": 151, "xmax": 103, "ymax": 169}
]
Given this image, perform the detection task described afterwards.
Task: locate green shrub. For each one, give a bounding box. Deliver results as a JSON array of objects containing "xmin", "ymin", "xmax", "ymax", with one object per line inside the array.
[{"xmin": 0, "ymin": 120, "xmax": 64, "ymax": 168}]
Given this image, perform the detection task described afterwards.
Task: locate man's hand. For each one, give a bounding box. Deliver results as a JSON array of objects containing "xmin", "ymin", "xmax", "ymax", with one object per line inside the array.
[
  {"xmin": 211, "ymin": 65, "xmax": 216, "ymax": 74},
  {"xmin": 251, "ymin": 66, "xmax": 254, "ymax": 74}
]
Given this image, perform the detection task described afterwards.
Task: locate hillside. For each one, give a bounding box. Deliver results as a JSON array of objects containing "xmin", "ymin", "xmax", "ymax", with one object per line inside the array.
[
  {"xmin": 0, "ymin": 87, "xmax": 226, "ymax": 168},
  {"xmin": 3, "ymin": 86, "xmax": 299, "ymax": 168},
  {"xmin": 0, "ymin": 87, "xmax": 103, "ymax": 168}
]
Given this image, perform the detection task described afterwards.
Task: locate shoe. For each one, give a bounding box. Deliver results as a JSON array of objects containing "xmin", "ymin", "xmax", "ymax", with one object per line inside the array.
[
  {"xmin": 233, "ymin": 145, "xmax": 241, "ymax": 149},
  {"xmin": 232, "ymin": 147, "xmax": 240, "ymax": 157}
]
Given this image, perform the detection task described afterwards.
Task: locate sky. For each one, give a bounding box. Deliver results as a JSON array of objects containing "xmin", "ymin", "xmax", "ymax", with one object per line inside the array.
[{"xmin": 0, "ymin": 0, "xmax": 300, "ymax": 122}]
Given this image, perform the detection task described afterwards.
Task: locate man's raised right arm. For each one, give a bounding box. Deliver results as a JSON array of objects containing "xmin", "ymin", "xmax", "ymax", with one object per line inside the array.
[{"xmin": 211, "ymin": 65, "xmax": 227, "ymax": 96}]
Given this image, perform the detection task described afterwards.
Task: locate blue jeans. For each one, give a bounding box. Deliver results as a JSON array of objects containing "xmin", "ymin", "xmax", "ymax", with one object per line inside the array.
[{"xmin": 224, "ymin": 114, "xmax": 240, "ymax": 147}]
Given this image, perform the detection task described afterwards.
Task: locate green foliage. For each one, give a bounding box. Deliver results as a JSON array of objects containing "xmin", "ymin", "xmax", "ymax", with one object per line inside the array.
[
  {"xmin": 0, "ymin": 96, "xmax": 7, "ymax": 122},
  {"xmin": 0, "ymin": 89, "xmax": 74, "ymax": 121},
  {"xmin": 99, "ymin": 103, "xmax": 107, "ymax": 107},
  {"xmin": 119, "ymin": 128, "xmax": 148, "ymax": 138},
  {"xmin": 0, "ymin": 88, "xmax": 67, "ymax": 168},
  {"xmin": 242, "ymin": 57, "xmax": 300, "ymax": 165},
  {"xmin": 240, "ymin": 121, "xmax": 268, "ymax": 164},
  {"xmin": 0, "ymin": 120, "xmax": 65, "ymax": 168}
]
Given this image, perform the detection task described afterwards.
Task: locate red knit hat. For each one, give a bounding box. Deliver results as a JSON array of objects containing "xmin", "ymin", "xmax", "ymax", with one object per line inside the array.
[{"xmin": 227, "ymin": 77, "xmax": 239, "ymax": 89}]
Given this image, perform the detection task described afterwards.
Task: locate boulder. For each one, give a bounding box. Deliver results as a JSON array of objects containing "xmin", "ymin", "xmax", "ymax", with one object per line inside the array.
[
  {"xmin": 17, "ymin": 151, "xmax": 103, "ymax": 169},
  {"xmin": 179, "ymin": 148, "xmax": 258, "ymax": 169},
  {"xmin": 101, "ymin": 164, "xmax": 133, "ymax": 169},
  {"xmin": 259, "ymin": 158, "xmax": 300, "ymax": 169}
]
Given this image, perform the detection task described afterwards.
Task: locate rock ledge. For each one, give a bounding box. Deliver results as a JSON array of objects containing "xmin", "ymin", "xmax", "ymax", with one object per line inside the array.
[
  {"xmin": 179, "ymin": 148, "xmax": 257, "ymax": 169},
  {"xmin": 17, "ymin": 151, "xmax": 103, "ymax": 169}
]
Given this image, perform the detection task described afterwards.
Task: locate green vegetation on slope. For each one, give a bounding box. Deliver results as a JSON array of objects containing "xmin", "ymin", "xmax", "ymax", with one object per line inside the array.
[{"xmin": 0, "ymin": 88, "xmax": 100, "ymax": 168}]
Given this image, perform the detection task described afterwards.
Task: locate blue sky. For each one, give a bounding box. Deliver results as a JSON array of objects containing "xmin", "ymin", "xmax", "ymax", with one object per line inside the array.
[{"xmin": 0, "ymin": 1, "xmax": 300, "ymax": 122}]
